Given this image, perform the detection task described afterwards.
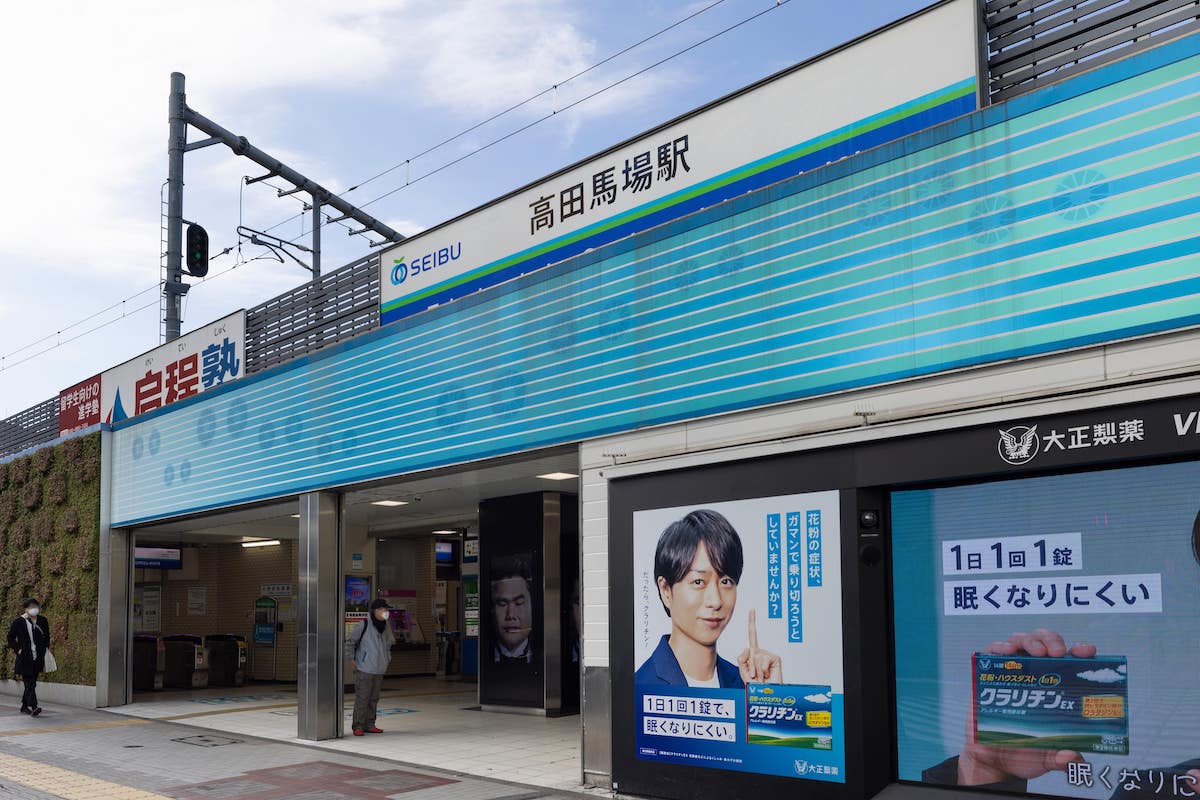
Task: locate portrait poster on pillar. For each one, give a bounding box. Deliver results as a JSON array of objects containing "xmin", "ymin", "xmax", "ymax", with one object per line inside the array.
[
  {"xmin": 479, "ymin": 493, "xmax": 545, "ymax": 708},
  {"xmin": 632, "ymin": 491, "xmax": 846, "ymax": 782}
]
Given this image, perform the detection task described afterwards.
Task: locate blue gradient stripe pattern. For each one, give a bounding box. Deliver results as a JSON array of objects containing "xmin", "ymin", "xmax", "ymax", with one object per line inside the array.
[
  {"xmin": 110, "ymin": 34, "xmax": 1200, "ymax": 526},
  {"xmin": 380, "ymin": 78, "xmax": 978, "ymax": 322}
]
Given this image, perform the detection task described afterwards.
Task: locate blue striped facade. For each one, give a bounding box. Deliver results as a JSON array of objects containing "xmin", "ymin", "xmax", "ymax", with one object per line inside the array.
[{"xmin": 111, "ymin": 33, "xmax": 1200, "ymax": 526}]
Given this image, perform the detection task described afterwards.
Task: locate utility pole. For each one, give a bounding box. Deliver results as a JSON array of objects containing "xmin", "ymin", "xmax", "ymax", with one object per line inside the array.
[
  {"xmin": 162, "ymin": 72, "xmax": 403, "ymax": 341},
  {"xmin": 165, "ymin": 73, "xmax": 188, "ymax": 342}
]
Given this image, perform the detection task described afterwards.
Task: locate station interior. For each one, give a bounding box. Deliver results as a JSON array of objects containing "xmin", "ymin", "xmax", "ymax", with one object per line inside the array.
[{"xmin": 117, "ymin": 447, "xmax": 584, "ymax": 792}]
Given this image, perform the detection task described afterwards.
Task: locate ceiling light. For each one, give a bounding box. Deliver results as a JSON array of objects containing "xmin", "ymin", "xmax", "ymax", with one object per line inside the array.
[
  {"xmin": 291, "ymin": 514, "xmax": 300, "ymax": 518},
  {"xmin": 537, "ymin": 472, "xmax": 578, "ymax": 481},
  {"xmin": 371, "ymin": 500, "xmax": 408, "ymax": 507},
  {"xmin": 242, "ymin": 539, "xmax": 282, "ymax": 548},
  {"xmin": 432, "ymin": 530, "xmax": 456, "ymax": 535}
]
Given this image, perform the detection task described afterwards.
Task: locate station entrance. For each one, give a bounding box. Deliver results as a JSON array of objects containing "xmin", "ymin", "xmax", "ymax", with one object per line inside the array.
[{"xmin": 113, "ymin": 447, "xmax": 584, "ymax": 792}]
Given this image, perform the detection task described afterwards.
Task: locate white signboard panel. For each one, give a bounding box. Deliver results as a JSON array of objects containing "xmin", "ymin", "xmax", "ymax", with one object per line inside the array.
[
  {"xmin": 102, "ymin": 311, "xmax": 246, "ymax": 424},
  {"xmin": 380, "ymin": 0, "xmax": 977, "ymax": 323}
]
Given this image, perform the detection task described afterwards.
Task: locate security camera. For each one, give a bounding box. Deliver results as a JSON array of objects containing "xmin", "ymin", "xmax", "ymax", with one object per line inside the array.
[{"xmin": 859, "ymin": 510, "xmax": 880, "ymax": 529}]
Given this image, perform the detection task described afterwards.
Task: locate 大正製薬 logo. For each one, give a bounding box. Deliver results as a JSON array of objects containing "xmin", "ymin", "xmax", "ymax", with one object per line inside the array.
[{"xmin": 998, "ymin": 425, "xmax": 1040, "ymax": 465}]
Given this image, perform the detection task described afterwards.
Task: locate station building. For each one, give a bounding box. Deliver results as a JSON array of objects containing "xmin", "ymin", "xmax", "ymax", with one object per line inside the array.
[{"xmin": 2, "ymin": 2, "xmax": 1199, "ymax": 798}]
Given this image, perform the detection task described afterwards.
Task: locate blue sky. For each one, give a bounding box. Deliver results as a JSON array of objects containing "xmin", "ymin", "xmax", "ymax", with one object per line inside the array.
[{"xmin": 0, "ymin": 0, "xmax": 933, "ymax": 416}]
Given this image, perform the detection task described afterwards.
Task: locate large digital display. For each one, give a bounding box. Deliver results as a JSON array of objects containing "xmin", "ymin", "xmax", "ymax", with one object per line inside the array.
[
  {"xmin": 632, "ymin": 491, "xmax": 845, "ymax": 781},
  {"xmin": 892, "ymin": 460, "xmax": 1200, "ymax": 799}
]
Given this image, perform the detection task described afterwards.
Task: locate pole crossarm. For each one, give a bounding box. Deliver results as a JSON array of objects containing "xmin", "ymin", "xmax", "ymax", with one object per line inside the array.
[{"xmin": 183, "ymin": 106, "xmax": 405, "ymax": 245}]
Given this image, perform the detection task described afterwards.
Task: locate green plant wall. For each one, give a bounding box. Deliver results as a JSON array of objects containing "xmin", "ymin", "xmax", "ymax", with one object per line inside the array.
[{"xmin": 0, "ymin": 434, "xmax": 101, "ymax": 685}]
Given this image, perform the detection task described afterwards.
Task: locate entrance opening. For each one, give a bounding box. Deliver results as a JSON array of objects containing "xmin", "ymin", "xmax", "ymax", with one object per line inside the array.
[
  {"xmin": 121, "ymin": 501, "xmax": 302, "ymax": 718},
  {"xmin": 338, "ymin": 447, "xmax": 582, "ymax": 790},
  {"xmin": 113, "ymin": 447, "xmax": 584, "ymax": 792}
]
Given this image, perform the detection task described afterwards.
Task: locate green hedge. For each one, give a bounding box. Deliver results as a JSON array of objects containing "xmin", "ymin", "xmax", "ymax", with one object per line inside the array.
[{"xmin": 0, "ymin": 434, "xmax": 101, "ymax": 685}]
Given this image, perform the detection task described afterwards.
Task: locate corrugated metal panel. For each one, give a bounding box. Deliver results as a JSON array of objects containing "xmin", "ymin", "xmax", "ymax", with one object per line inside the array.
[
  {"xmin": 244, "ymin": 253, "xmax": 380, "ymax": 374},
  {"xmin": 0, "ymin": 398, "xmax": 58, "ymax": 459},
  {"xmin": 108, "ymin": 34, "xmax": 1200, "ymax": 526},
  {"xmin": 985, "ymin": 0, "xmax": 1200, "ymax": 101}
]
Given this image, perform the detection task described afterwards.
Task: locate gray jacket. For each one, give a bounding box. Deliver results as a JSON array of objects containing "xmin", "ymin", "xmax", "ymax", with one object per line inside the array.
[{"xmin": 346, "ymin": 619, "xmax": 394, "ymax": 675}]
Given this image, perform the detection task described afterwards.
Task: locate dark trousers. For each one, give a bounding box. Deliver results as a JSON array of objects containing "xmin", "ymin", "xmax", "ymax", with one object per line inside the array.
[
  {"xmin": 21, "ymin": 673, "xmax": 38, "ymax": 710},
  {"xmin": 351, "ymin": 671, "xmax": 383, "ymax": 730}
]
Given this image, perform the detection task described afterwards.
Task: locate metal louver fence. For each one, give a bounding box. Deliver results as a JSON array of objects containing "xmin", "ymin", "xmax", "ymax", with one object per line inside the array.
[
  {"xmin": 985, "ymin": 0, "xmax": 1200, "ymax": 102},
  {"xmin": 244, "ymin": 253, "xmax": 380, "ymax": 375},
  {"xmin": 0, "ymin": 398, "xmax": 58, "ymax": 460}
]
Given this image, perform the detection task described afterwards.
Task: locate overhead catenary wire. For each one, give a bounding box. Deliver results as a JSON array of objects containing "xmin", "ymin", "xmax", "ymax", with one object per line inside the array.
[
  {"xmin": 1, "ymin": 0, "xmax": 784, "ymax": 378},
  {"xmin": 282, "ymin": 0, "xmax": 791, "ymax": 244}
]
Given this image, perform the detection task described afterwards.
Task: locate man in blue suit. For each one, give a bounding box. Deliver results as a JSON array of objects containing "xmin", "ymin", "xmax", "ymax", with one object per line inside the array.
[{"xmin": 635, "ymin": 509, "xmax": 782, "ymax": 689}]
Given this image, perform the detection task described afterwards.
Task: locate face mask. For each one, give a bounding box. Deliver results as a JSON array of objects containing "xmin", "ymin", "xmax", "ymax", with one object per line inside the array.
[
  {"xmin": 379, "ymin": 611, "xmax": 390, "ymax": 620},
  {"xmin": 26, "ymin": 608, "xmax": 38, "ymax": 617}
]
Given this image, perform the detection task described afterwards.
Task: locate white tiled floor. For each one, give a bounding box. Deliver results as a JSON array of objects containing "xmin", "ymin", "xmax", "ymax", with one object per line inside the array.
[{"xmin": 110, "ymin": 679, "xmax": 603, "ymax": 795}]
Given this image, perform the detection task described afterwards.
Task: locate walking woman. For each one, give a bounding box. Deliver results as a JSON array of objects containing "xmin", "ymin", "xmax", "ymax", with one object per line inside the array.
[
  {"xmin": 347, "ymin": 599, "xmax": 394, "ymax": 736},
  {"xmin": 7, "ymin": 598, "xmax": 49, "ymax": 716}
]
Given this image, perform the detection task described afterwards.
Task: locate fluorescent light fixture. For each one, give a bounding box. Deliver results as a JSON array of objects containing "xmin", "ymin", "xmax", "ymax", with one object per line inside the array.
[
  {"xmin": 242, "ymin": 539, "xmax": 282, "ymax": 548},
  {"xmin": 537, "ymin": 472, "xmax": 578, "ymax": 481},
  {"xmin": 432, "ymin": 530, "xmax": 456, "ymax": 535},
  {"xmin": 371, "ymin": 500, "xmax": 408, "ymax": 507},
  {"xmin": 291, "ymin": 514, "xmax": 300, "ymax": 518}
]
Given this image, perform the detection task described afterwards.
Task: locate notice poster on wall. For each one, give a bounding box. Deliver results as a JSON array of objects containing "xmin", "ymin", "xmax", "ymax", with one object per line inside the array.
[
  {"xmin": 632, "ymin": 491, "xmax": 845, "ymax": 782},
  {"xmin": 187, "ymin": 586, "xmax": 207, "ymax": 616},
  {"xmin": 137, "ymin": 585, "xmax": 162, "ymax": 633},
  {"xmin": 892, "ymin": 460, "xmax": 1200, "ymax": 800}
]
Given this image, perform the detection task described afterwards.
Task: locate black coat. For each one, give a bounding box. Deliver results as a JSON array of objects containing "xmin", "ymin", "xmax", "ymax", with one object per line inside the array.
[{"xmin": 7, "ymin": 615, "xmax": 49, "ymax": 677}]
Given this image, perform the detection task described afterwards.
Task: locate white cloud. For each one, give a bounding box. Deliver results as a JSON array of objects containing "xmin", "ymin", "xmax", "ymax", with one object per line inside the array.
[
  {"xmin": 804, "ymin": 692, "xmax": 832, "ymax": 704},
  {"xmin": 0, "ymin": 0, "xmax": 667, "ymax": 413},
  {"xmin": 1117, "ymin": 664, "xmax": 1127, "ymax": 673},
  {"xmin": 1076, "ymin": 668, "xmax": 1126, "ymax": 684}
]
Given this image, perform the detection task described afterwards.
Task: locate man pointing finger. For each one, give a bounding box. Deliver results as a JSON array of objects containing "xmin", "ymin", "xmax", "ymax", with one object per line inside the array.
[{"xmin": 738, "ymin": 608, "xmax": 783, "ymax": 684}]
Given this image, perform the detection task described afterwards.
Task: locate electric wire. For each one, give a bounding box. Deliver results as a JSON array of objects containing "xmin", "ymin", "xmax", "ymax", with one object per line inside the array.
[
  {"xmin": 2, "ymin": 0, "xmax": 783, "ymax": 379},
  {"xmin": 282, "ymin": 0, "xmax": 791, "ymax": 243}
]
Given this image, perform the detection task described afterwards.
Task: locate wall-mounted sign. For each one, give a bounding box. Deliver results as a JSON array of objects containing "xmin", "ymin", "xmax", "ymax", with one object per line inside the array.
[
  {"xmin": 379, "ymin": 0, "xmax": 976, "ymax": 323},
  {"xmin": 102, "ymin": 311, "xmax": 245, "ymax": 425},
  {"xmin": 57, "ymin": 374, "xmax": 102, "ymax": 437},
  {"xmin": 134, "ymin": 546, "xmax": 182, "ymax": 570}
]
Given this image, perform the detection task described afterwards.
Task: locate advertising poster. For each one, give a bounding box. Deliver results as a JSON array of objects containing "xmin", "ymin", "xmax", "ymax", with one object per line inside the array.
[
  {"xmin": 344, "ymin": 575, "xmax": 372, "ymax": 612},
  {"xmin": 57, "ymin": 374, "xmax": 101, "ymax": 437},
  {"xmin": 632, "ymin": 491, "xmax": 844, "ymax": 782},
  {"xmin": 487, "ymin": 551, "xmax": 537, "ymax": 668},
  {"xmin": 101, "ymin": 311, "xmax": 245, "ymax": 424},
  {"xmin": 892, "ymin": 460, "xmax": 1200, "ymax": 799}
]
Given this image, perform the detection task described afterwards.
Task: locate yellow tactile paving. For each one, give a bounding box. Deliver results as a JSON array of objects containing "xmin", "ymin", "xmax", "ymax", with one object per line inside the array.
[
  {"xmin": 0, "ymin": 718, "xmax": 150, "ymax": 737},
  {"xmin": 0, "ymin": 750, "xmax": 172, "ymax": 799}
]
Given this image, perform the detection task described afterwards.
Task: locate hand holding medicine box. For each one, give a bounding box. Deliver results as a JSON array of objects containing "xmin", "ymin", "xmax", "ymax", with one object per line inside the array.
[{"xmin": 973, "ymin": 653, "xmax": 1129, "ymax": 755}]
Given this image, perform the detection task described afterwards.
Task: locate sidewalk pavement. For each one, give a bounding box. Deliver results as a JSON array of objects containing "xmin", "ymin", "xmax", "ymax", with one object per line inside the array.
[{"xmin": 0, "ymin": 701, "xmax": 591, "ymax": 800}]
